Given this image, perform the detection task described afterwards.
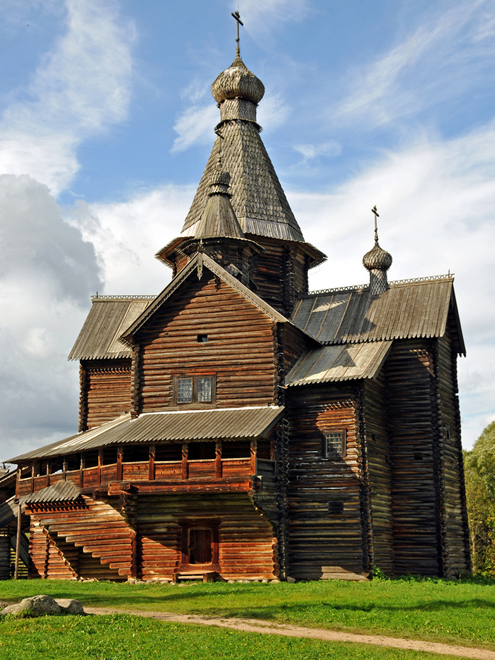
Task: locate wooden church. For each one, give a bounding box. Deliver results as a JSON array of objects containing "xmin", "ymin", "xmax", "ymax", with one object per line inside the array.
[{"xmin": 2, "ymin": 23, "xmax": 471, "ymax": 582}]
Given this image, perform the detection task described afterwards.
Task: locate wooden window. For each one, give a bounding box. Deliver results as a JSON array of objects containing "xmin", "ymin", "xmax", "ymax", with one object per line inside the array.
[
  {"xmin": 177, "ymin": 377, "xmax": 193, "ymax": 403},
  {"xmin": 175, "ymin": 375, "xmax": 215, "ymax": 405},
  {"xmin": 197, "ymin": 377, "xmax": 213, "ymax": 402},
  {"xmin": 323, "ymin": 430, "xmax": 346, "ymax": 459},
  {"xmin": 197, "ymin": 334, "xmax": 208, "ymax": 343}
]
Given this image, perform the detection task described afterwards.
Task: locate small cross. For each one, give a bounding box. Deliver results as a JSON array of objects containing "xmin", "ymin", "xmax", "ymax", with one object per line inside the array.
[
  {"xmin": 371, "ymin": 205, "xmax": 379, "ymax": 244},
  {"xmin": 231, "ymin": 11, "xmax": 244, "ymax": 58}
]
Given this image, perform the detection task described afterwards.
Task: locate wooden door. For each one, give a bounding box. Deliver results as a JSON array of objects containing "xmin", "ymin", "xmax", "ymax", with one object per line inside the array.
[{"xmin": 188, "ymin": 528, "xmax": 212, "ymax": 564}]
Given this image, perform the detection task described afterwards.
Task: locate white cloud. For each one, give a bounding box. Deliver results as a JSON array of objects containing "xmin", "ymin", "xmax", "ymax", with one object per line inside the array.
[
  {"xmin": 258, "ymin": 91, "xmax": 289, "ymax": 131},
  {"xmin": 288, "ymin": 120, "xmax": 495, "ymax": 448},
  {"xmin": 0, "ymin": 0, "xmax": 135, "ymax": 194},
  {"xmin": 0, "ymin": 174, "xmax": 102, "ymax": 458},
  {"xmin": 171, "ymin": 104, "xmax": 218, "ymax": 154},
  {"xmin": 69, "ymin": 184, "xmax": 195, "ymax": 293},
  {"xmin": 293, "ymin": 140, "xmax": 341, "ymax": 161},
  {"xmin": 335, "ymin": 0, "xmax": 495, "ymax": 129}
]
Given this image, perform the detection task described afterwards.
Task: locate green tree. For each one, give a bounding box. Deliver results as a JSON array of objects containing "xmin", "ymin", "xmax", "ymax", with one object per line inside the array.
[{"xmin": 464, "ymin": 421, "xmax": 495, "ymax": 576}]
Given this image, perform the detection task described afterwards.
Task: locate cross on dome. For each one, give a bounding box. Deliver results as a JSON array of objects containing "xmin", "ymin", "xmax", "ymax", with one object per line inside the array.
[{"xmin": 231, "ymin": 11, "xmax": 244, "ymax": 58}]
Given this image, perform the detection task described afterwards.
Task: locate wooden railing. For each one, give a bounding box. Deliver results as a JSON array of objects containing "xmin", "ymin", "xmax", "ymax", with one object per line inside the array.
[{"xmin": 18, "ymin": 458, "xmax": 275, "ymax": 495}]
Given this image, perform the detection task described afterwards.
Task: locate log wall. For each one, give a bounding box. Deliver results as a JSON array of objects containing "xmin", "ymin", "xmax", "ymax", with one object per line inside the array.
[
  {"xmin": 246, "ymin": 236, "xmax": 309, "ymax": 317},
  {"xmin": 363, "ymin": 374, "xmax": 394, "ymax": 575},
  {"xmin": 385, "ymin": 339, "xmax": 441, "ymax": 576},
  {"xmin": 82, "ymin": 359, "xmax": 132, "ymax": 430},
  {"xmin": 136, "ymin": 273, "xmax": 277, "ymax": 412},
  {"xmin": 286, "ymin": 385, "xmax": 366, "ymax": 580},
  {"xmin": 137, "ymin": 493, "xmax": 278, "ymax": 580},
  {"xmin": 435, "ymin": 333, "xmax": 471, "ymax": 574}
]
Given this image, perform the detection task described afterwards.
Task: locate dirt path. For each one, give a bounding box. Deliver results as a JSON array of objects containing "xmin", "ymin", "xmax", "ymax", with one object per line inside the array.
[{"xmin": 85, "ymin": 607, "xmax": 495, "ymax": 659}]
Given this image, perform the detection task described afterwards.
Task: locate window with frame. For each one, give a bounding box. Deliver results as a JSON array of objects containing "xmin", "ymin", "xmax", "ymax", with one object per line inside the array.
[
  {"xmin": 323, "ymin": 430, "xmax": 346, "ymax": 459},
  {"xmin": 175, "ymin": 375, "xmax": 215, "ymax": 404}
]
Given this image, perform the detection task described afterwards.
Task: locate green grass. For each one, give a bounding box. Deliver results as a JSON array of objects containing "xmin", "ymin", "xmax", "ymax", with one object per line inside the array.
[
  {"xmin": 0, "ymin": 614, "xmax": 464, "ymax": 660},
  {"xmin": 1, "ymin": 577, "xmax": 495, "ymax": 650}
]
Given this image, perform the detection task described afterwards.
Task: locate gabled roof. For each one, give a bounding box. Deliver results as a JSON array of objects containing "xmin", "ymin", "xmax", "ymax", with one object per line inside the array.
[
  {"xmin": 180, "ymin": 122, "xmax": 305, "ymax": 243},
  {"xmin": 286, "ymin": 341, "xmax": 392, "ymax": 387},
  {"xmin": 8, "ymin": 407, "xmax": 284, "ymax": 463},
  {"xmin": 120, "ymin": 252, "xmax": 290, "ymax": 345},
  {"xmin": 291, "ymin": 275, "xmax": 465, "ymax": 355},
  {"xmin": 68, "ymin": 296, "xmax": 155, "ymax": 361}
]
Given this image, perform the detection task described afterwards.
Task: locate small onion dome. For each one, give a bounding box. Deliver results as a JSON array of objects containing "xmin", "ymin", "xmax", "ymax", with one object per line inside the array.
[
  {"xmin": 363, "ymin": 242, "xmax": 393, "ymax": 271},
  {"xmin": 195, "ymin": 168, "xmax": 245, "ymax": 240},
  {"xmin": 208, "ymin": 168, "xmax": 232, "ymax": 196},
  {"xmin": 211, "ymin": 56, "xmax": 265, "ymax": 105}
]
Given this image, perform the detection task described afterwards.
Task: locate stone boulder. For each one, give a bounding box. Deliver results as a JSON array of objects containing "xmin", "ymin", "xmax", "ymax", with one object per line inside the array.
[{"xmin": 1, "ymin": 595, "xmax": 85, "ymax": 616}]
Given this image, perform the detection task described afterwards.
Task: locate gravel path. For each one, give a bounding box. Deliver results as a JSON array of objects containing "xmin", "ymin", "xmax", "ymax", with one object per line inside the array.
[{"xmin": 85, "ymin": 607, "xmax": 495, "ymax": 659}]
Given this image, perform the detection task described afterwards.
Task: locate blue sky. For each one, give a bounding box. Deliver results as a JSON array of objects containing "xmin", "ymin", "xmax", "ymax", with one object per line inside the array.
[{"xmin": 1, "ymin": 0, "xmax": 495, "ymax": 458}]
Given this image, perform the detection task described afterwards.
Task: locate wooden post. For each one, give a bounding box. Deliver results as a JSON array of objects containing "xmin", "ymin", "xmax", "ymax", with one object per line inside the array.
[
  {"xmin": 250, "ymin": 439, "xmax": 257, "ymax": 475},
  {"xmin": 149, "ymin": 445, "xmax": 155, "ymax": 481},
  {"xmin": 215, "ymin": 441, "xmax": 222, "ymax": 478},
  {"xmin": 181, "ymin": 443, "xmax": 188, "ymax": 480},
  {"xmin": 79, "ymin": 452, "xmax": 84, "ymax": 488},
  {"xmin": 14, "ymin": 496, "xmax": 22, "ymax": 581},
  {"xmin": 117, "ymin": 447, "xmax": 123, "ymax": 481}
]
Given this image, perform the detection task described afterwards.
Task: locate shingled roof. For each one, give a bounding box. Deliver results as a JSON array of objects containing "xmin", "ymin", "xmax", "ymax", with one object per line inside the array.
[
  {"xmin": 181, "ymin": 122, "xmax": 304, "ymax": 242},
  {"xmin": 68, "ymin": 296, "xmax": 155, "ymax": 361},
  {"xmin": 291, "ymin": 275, "xmax": 465, "ymax": 355}
]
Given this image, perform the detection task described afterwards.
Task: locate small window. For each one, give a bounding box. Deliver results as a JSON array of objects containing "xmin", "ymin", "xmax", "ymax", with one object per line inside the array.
[
  {"xmin": 223, "ymin": 440, "xmax": 250, "ymax": 459},
  {"xmin": 197, "ymin": 334, "xmax": 208, "ymax": 343},
  {"xmin": 155, "ymin": 443, "xmax": 182, "ymax": 462},
  {"xmin": 323, "ymin": 430, "xmax": 346, "ymax": 459},
  {"xmin": 414, "ymin": 452, "xmax": 423, "ymax": 461},
  {"xmin": 188, "ymin": 442, "xmax": 216, "ymax": 460},
  {"xmin": 177, "ymin": 377, "xmax": 193, "ymax": 403},
  {"xmin": 197, "ymin": 377, "xmax": 213, "ymax": 403},
  {"xmin": 175, "ymin": 375, "xmax": 215, "ymax": 405},
  {"xmin": 123, "ymin": 445, "xmax": 150, "ymax": 463},
  {"xmin": 328, "ymin": 501, "xmax": 344, "ymax": 515}
]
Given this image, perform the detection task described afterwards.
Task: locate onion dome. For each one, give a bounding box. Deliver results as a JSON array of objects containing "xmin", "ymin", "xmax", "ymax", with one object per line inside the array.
[
  {"xmin": 363, "ymin": 207, "xmax": 392, "ymax": 295},
  {"xmin": 211, "ymin": 56, "xmax": 265, "ymax": 105},
  {"xmin": 363, "ymin": 242, "xmax": 393, "ymax": 271}
]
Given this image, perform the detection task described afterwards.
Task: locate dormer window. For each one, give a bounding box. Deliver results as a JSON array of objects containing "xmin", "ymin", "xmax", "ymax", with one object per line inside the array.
[{"xmin": 175, "ymin": 376, "xmax": 215, "ymax": 405}]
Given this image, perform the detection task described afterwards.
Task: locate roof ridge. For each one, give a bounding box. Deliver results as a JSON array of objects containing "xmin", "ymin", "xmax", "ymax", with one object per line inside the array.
[
  {"xmin": 91, "ymin": 295, "xmax": 156, "ymax": 301},
  {"xmin": 306, "ymin": 274, "xmax": 454, "ymax": 297}
]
